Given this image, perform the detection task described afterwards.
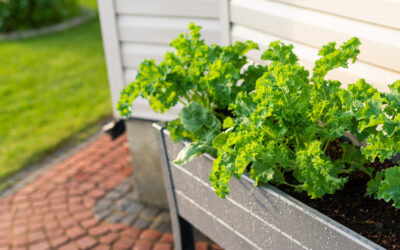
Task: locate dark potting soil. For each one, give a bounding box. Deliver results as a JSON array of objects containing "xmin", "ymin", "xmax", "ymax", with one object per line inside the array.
[{"xmin": 280, "ymin": 140, "xmax": 400, "ymax": 249}]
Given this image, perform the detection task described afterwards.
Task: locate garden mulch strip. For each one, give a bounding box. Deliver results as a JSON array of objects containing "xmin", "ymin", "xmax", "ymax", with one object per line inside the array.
[{"xmin": 0, "ymin": 133, "xmax": 220, "ymax": 250}]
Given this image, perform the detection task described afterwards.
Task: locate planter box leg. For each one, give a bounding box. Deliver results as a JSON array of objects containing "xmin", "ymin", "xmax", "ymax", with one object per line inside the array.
[
  {"xmin": 154, "ymin": 124, "xmax": 195, "ymax": 250},
  {"xmin": 125, "ymin": 119, "xmax": 168, "ymax": 208},
  {"xmin": 178, "ymin": 216, "xmax": 195, "ymax": 250}
]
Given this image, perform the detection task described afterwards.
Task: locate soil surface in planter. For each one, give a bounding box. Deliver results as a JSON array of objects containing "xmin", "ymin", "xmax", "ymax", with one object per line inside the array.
[{"xmin": 281, "ymin": 140, "xmax": 400, "ymax": 249}]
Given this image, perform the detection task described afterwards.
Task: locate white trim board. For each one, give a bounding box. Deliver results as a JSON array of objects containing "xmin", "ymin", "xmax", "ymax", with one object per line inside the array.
[{"xmin": 98, "ymin": 0, "xmax": 125, "ymax": 118}]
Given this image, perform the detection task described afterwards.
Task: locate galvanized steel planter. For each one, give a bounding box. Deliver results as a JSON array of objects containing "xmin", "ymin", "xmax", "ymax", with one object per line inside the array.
[{"xmin": 153, "ymin": 123, "xmax": 384, "ymax": 250}]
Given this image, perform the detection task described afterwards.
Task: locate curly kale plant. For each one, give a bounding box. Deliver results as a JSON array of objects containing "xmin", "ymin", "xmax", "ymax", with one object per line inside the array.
[
  {"xmin": 211, "ymin": 39, "xmax": 362, "ymax": 199},
  {"xmin": 118, "ymin": 23, "xmax": 400, "ymax": 209},
  {"xmin": 211, "ymin": 39, "xmax": 400, "ymax": 209},
  {"xmin": 118, "ymin": 23, "xmax": 266, "ymax": 163}
]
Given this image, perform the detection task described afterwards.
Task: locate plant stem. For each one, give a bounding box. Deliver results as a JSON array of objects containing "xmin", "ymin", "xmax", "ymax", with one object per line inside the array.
[
  {"xmin": 191, "ymin": 90, "xmax": 206, "ymax": 106},
  {"xmin": 336, "ymin": 169, "xmax": 352, "ymax": 174},
  {"xmin": 204, "ymin": 93, "xmax": 211, "ymax": 110},
  {"xmin": 214, "ymin": 111, "xmax": 226, "ymax": 121},
  {"xmin": 282, "ymin": 181, "xmax": 303, "ymax": 189},
  {"xmin": 323, "ymin": 139, "xmax": 330, "ymax": 152},
  {"xmin": 295, "ymin": 136, "xmax": 301, "ymax": 147}
]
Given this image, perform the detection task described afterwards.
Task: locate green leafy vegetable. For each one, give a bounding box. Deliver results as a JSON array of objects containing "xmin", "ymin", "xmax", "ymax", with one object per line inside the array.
[
  {"xmin": 118, "ymin": 23, "xmax": 400, "ymax": 209},
  {"xmin": 211, "ymin": 38, "xmax": 400, "ymax": 205},
  {"xmin": 117, "ymin": 23, "xmax": 261, "ymax": 164},
  {"xmin": 367, "ymin": 167, "xmax": 400, "ymax": 208},
  {"xmin": 174, "ymin": 142, "xmax": 217, "ymax": 165}
]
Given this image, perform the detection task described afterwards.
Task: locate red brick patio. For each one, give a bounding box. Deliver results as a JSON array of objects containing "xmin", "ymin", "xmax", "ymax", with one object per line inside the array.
[{"xmin": 0, "ymin": 134, "xmax": 220, "ymax": 250}]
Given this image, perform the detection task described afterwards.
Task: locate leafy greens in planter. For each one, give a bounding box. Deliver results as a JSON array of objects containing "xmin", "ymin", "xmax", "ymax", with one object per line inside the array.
[
  {"xmin": 118, "ymin": 23, "xmax": 265, "ymax": 162},
  {"xmin": 118, "ymin": 23, "xmax": 400, "ymax": 209}
]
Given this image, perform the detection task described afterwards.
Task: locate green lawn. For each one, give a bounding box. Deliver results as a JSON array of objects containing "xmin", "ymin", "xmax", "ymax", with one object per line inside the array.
[
  {"xmin": 0, "ymin": 3, "xmax": 112, "ymax": 182},
  {"xmin": 79, "ymin": 0, "xmax": 98, "ymax": 9}
]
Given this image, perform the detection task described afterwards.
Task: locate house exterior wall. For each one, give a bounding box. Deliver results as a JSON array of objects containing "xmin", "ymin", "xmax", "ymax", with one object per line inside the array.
[
  {"xmin": 98, "ymin": 0, "xmax": 224, "ymax": 119},
  {"xmin": 100, "ymin": 0, "xmax": 400, "ymax": 119},
  {"xmin": 229, "ymin": 0, "xmax": 400, "ymax": 92}
]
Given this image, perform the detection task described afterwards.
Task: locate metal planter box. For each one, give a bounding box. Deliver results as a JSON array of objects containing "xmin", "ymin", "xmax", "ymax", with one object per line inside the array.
[{"xmin": 153, "ymin": 123, "xmax": 384, "ymax": 250}]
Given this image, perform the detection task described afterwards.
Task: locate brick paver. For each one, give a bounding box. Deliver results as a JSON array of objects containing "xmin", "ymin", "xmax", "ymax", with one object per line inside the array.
[{"xmin": 0, "ymin": 133, "xmax": 220, "ymax": 249}]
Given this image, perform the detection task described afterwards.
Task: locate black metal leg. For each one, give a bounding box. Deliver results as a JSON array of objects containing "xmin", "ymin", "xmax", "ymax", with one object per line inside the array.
[{"xmin": 179, "ymin": 216, "xmax": 194, "ymax": 250}]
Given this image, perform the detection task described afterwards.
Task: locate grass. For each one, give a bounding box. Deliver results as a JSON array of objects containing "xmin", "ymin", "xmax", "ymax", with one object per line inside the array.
[
  {"xmin": 0, "ymin": 1, "xmax": 112, "ymax": 182},
  {"xmin": 79, "ymin": 0, "xmax": 98, "ymax": 10}
]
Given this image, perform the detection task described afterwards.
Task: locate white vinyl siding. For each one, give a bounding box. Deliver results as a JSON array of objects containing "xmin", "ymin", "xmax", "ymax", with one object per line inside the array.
[
  {"xmin": 229, "ymin": 0, "xmax": 400, "ymax": 92},
  {"xmin": 98, "ymin": 0, "xmax": 222, "ymax": 119},
  {"xmin": 99, "ymin": 0, "xmax": 400, "ymax": 118}
]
